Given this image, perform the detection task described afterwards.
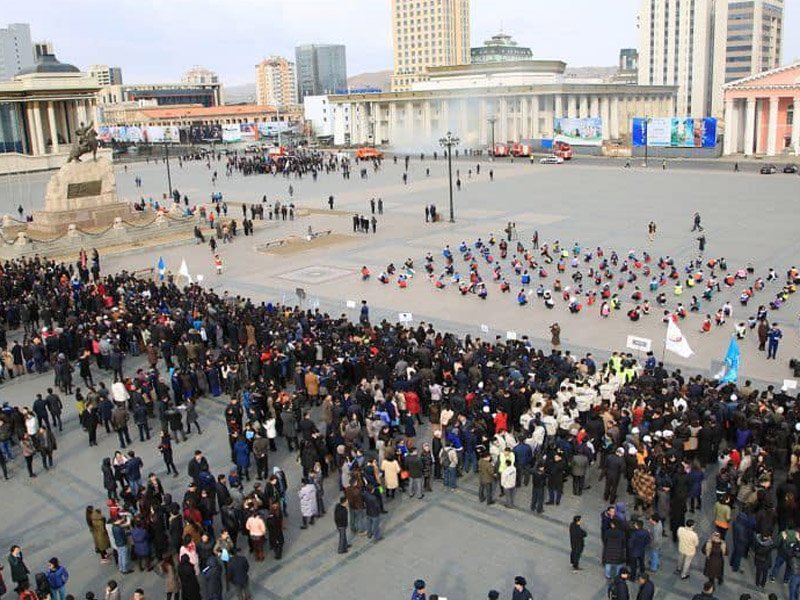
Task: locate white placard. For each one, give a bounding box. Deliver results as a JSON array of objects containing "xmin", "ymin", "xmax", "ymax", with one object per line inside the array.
[
  {"xmin": 782, "ymin": 379, "xmax": 797, "ymax": 391},
  {"xmin": 626, "ymin": 335, "xmax": 652, "ymax": 352},
  {"xmin": 480, "ymin": 324, "xmax": 490, "ymax": 333},
  {"xmin": 506, "ymin": 331, "xmax": 517, "ymax": 340},
  {"xmin": 398, "ymin": 312, "xmax": 413, "ymax": 323},
  {"xmin": 346, "ymin": 300, "xmax": 356, "ymax": 309}
]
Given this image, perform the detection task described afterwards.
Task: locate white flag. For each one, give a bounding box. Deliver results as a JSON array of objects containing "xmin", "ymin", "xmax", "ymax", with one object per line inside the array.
[
  {"xmin": 665, "ymin": 318, "xmax": 693, "ymax": 358},
  {"xmin": 178, "ymin": 259, "xmax": 193, "ymax": 283}
]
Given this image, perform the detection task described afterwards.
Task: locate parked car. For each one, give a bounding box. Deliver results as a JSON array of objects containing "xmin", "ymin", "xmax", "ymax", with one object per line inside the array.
[
  {"xmin": 760, "ymin": 164, "xmax": 777, "ymax": 174},
  {"xmin": 783, "ymin": 164, "xmax": 798, "ymax": 174},
  {"xmin": 539, "ymin": 154, "xmax": 564, "ymax": 165}
]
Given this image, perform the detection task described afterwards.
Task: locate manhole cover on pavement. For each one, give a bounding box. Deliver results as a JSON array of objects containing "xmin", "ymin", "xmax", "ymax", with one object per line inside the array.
[{"xmin": 278, "ymin": 265, "xmax": 352, "ymax": 284}]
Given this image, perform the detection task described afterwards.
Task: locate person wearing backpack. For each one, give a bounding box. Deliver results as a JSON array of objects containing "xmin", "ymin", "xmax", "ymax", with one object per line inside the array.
[{"xmin": 45, "ymin": 557, "xmax": 69, "ymax": 600}]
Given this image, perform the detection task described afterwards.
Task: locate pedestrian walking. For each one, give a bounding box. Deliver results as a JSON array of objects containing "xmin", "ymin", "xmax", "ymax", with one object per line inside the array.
[
  {"xmin": 569, "ymin": 515, "xmax": 587, "ymax": 571},
  {"xmin": 676, "ymin": 520, "xmax": 700, "ymax": 579}
]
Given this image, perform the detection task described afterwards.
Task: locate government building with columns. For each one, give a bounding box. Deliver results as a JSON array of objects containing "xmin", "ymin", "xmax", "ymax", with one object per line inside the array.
[
  {"xmin": 0, "ymin": 53, "xmax": 99, "ymax": 158},
  {"xmin": 723, "ymin": 62, "xmax": 800, "ymax": 157},
  {"xmin": 330, "ymin": 59, "xmax": 677, "ymax": 148}
]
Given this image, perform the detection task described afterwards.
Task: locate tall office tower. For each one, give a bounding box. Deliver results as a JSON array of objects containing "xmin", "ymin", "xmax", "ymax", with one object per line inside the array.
[
  {"xmin": 0, "ymin": 23, "xmax": 34, "ymax": 81},
  {"xmin": 295, "ymin": 44, "xmax": 347, "ymax": 100},
  {"xmin": 391, "ymin": 0, "xmax": 470, "ymax": 91},
  {"xmin": 637, "ymin": 0, "xmax": 715, "ymax": 117},
  {"xmin": 710, "ymin": 0, "xmax": 783, "ymax": 116}
]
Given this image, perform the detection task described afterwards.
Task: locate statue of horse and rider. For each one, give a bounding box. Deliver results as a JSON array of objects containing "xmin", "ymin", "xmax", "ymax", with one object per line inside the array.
[{"xmin": 66, "ymin": 121, "xmax": 98, "ymax": 162}]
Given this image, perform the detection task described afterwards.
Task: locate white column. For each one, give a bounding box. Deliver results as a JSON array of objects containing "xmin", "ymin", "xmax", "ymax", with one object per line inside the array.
[
  {"xmin": 601, "ymin": 97, "xmax": 611, "ymax": 140},
  {"xmin": 57, "ymin": 101, "xmax": 69, "ymax": 144},
  {"xmin": 554, "ymin": 94, "xmax": 563, "ymax": 120},
  {"xmin": 567, "ymin": 95, "xmax": 577, "ymax": 118},
  {"xmin": 792, "ymin": 96, "xmax": 800, "ymax": 155},
  {"xmin": 579, "ymin": 95, "xmax": 589, "ymax": 119},
  {"xmin": 388, "ymin": 103, "xmax": 398, "ymax": 144},
  {"xmin": 499, "ymin": 97, "xmax": 508, "ymax": 142},
  {"xmin": 405, "ymin": 101, "xmax": 414, "ymax": 137},
  {"xmin": 744, "ymin": 98, "xmax": 757, "ymax": 156},
  {"xmin": 442, "ymin": 100, "xmax": 451, "ymax": 137},
  {"xmin": 478, "ymin": 99, "xmax": 487, "ymax": 145},
  {"xmin": 520, "ymin": 97, "xmax": 529, "ymax": 139},
  {"xmin": 723, "ymin": 98, "xmax": 736, "ymax": 155},
  {"xmin": 590, "ymin": 96, "xmax": 600, "ymax": 118},
  {"xmin": 47, "ymin": 101, "xmax": 59, "ymax": 153},
  {"xmin": 767, "ymin": 96, "xmax": 780, "ymax": 156},
  {"xmin": 459, "ymin": 99, "xmax": 468, "ymax": 143},
  {"xmin": 423, "ymin": 100, "xmax": 432, "ymax": 140},
  {"xmin": 531, "ymin": 95, "xmax": 540, "ymax": 138},
  {"xmin": 610, "ymin": 96, "xmax": 620, "ymax": 139},
  {"xmin": 32, "ymin": 102, "xmax": 46, "ymax": 156}
]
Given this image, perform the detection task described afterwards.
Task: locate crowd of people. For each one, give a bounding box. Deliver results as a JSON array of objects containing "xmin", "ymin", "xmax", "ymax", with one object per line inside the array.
[
  {"xmin": 365, "ymin": 220, "xmax": 796, "ymax": 359},
  {"xmin": 0, "ymin": 246, "xmax": 798, "ymax": 600}
]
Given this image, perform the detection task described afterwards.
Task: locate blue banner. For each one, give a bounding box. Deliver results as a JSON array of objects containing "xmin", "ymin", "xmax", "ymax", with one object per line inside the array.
[
  {"xmin": 631, "ymin": 117, "xmax": 717, "ymax": 148},
  {"xmin": 719, "ymin": 336, "xmax": 740, "ymax": 384}
]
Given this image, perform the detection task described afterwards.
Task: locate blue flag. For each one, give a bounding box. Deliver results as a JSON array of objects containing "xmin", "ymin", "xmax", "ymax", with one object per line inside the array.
[
  {"xmin": 157, "ymin": 256, "xmax": 166, "ymax": 281},
  {"xmin": 719, "ymin": 336, "xmax": 740, "ymax": 384}
]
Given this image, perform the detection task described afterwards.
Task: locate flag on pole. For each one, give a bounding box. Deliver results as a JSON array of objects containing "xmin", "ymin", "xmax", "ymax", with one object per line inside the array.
[
  {"xmin": 665, "ymin": 318, "xmax": 694, "ymax": 358},
  {"xmin": 716, "ymin": 336, "xmax": 740, "ymax": 384},
  {"xmin": 157, "ymin": 256, "xmax": 166, "ymax": 281},
  {"xmin": 178, "ymin": 258, "xmax": 192, "ymax": 283}
]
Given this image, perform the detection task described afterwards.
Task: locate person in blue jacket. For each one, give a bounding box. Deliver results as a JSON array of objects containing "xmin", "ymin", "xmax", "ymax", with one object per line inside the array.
[
  {"xmin": 46, "ymin": 557, "xmax": 69, "ymax": 600},
  {"xmin": 233, "ymin": 435, "xmax": 251, "ymax": 482}
]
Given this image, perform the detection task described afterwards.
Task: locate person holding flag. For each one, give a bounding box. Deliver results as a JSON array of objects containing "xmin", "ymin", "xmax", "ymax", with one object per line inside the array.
[
  {"xmin": 157, "ymin": 257, "xmax": 166, "ymax": 281},
  {"xmin": 716, "ymin": 336, "xmax": 741, "ymax": 384}
]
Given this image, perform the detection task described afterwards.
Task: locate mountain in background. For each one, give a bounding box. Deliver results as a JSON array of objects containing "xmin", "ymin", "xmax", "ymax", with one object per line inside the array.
[
  {"xmin": 347, "ymin": 70, "xmax": 392, "ymax": 91},
  {"xmin": 224, "ymin": 83, "xmax": 256, "ymax": 104}
]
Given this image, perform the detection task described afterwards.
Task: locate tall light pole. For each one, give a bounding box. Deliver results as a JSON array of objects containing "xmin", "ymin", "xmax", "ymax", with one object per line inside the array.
[
  {"xmin": 163, "ymin": 126, "xmax": 174, "ymax": 201},
  {"xmin": 439, "ymin": 131, "xmax": 459, "ymax": 223},
  {"xmin": 643, "ymin": 117, "xmax": 651, "ymax": 168},
  {"xmin": 487, "ymin": 116, "xmax": 496, "ymax": 158}
]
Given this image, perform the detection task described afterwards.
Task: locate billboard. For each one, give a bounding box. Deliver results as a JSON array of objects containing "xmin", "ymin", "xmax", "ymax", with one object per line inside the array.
[
  {"xmin": 257, "ymin": 122, "xmax": 292, "ymax": 137},
  {"xmin": 632, "ymin": 117, "xmax": 717, "ymax": 148},
  {"xmin": 553, "ymin": 117, "xmax": 603, "ymax": 146},
  {"xmin": 239, "ymin": 123, "xmax": 259, "ymax": 141},
  {"xmin": 222, "ymin": 124, "xmax": 241, "ymax": 142},
  {"xmin": 97, "ymin": 126, "xmax": 145, "ymax": 143}
]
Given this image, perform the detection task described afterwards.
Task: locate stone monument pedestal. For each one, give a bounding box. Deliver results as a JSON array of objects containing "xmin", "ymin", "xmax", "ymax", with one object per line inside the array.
[{"xmin": 28, "ymin": 157, "xmax": 132, "ymax": 235}]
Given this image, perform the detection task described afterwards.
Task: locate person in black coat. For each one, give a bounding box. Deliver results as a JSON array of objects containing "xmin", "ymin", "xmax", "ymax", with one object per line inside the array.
[
  {"xmin": 611, "ymin": 568, "xmax": 631, "ymax": 600},
  {"xmin": 602, "ymin": 520, "xmax": 627, "ymax": 579},
  {"xmin": 635, "ymin": 573, "xmax": 655, "ymax": 600},
  {"xmin": 334, "ymin": 496, "xmax": 350, "ymax": 554},
  {"xmin": 226, "ymin": 551, "xmax": 250, "ymax": 599},
  {"xmin": 546, "ymin": 453, "xmax": 566, "ymax": 505},
  {"xmin": 178, "ymin": 554, "xmax": 201, "ymax": 600},
  {"xmin": 101, "ymin": 458, "xmax": 117, "ymax": 500},
  {"xmin": 201, "ymin": 555, "xmax": 222, "ymax": 600},
  {"xmin": 569, "ymin": 515, "xmax": 587, "ymax": 571}
]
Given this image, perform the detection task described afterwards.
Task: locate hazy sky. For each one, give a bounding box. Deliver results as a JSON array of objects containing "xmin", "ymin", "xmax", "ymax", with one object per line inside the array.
[{"xmin": 6, "ymin": 0, "xmax": 800, "ymax": 85}]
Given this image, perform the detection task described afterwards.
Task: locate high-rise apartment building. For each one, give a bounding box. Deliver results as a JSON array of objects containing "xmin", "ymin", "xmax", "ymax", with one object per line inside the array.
[
  {"xmin": 89, "ymin": 64, "xmax": 123, "ymax": 86},
  {"xmin": 710, "ymin": 0, "xmax": 783, "ymax": 116},
  {"xmin": 295, "ymin": 44, "xmax": 347, "ymax": 100},
  {"xmin": 0, "ymin": 23, "xmax": 34, "ymax": 81},
  {"xmin": 637, "ymin": 0, "xmax": 715, "ymax": 117},
  {"xmin": 638, "ymin": 0, "xmax": 784, "ymax": 118},
  {"xmin": 391, "ymin": 0, "xmax": 470, "ymax": 91},
  {"xmin": 255, "ymin": 57, "xmax": 297, "ymax": 107}
]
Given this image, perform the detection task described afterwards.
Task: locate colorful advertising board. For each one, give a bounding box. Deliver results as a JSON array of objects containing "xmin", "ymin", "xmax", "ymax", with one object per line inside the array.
[
  {"xmin": 631, "ymin": 117, "xmax": 717, "ymax": 148},
  {"xmin": 553, "ymin": 117, "xmax": 603, "ymax": 146},
  {"xmin": 222, "ymin": 124, "xmax": 242, "ymax": 142},
  {"xmin": 239, "ymin": 123, "xmax": 259, "ymax": 141}
]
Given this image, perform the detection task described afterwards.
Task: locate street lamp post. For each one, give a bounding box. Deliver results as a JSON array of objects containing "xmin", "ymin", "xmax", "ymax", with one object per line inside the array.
[
  {"xmin": 163, "ymin": 127, "xmax": 174, "ymax": 201},
  {"xmin": 439, "ymin": 131, "xmax": 460, "ymax": 223},
  {"xmin": 643, "ymin": 117, "xmax": 651, "ymax": 168}
]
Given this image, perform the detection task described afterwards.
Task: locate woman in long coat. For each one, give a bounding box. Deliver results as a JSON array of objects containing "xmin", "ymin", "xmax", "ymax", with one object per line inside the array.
[
  {"xmin": 382, "ymin": 452, "xmax": 401, "ymax": 498},
  {"xmin": 298, "ymin": 479, "xmax": 318, "ymax": 527},
  {"xmin": 703, "ymin": 532, "xmax": 727, "ymax": 587},
  {"xmin": 90, "ymin": 507, "xmax": 111, "ymax": 561},
  {"xmin": 177, "ymin": 554, "xmax": 201, "ymax": 600}
]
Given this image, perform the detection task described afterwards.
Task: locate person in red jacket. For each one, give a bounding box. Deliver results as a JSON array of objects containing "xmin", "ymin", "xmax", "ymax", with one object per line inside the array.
[
  {"xmin": 494, "ymin": 408, "xmax": 508, "ymax": 433},
  {"xmin": 405, "ymin": 391, "xmax": 421, "ymax": 425}
]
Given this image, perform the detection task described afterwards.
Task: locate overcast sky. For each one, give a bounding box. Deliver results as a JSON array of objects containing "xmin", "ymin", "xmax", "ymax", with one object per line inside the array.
[{"xmin": 6, "ymin": 0, "xmax": 800, "ymax": 85}]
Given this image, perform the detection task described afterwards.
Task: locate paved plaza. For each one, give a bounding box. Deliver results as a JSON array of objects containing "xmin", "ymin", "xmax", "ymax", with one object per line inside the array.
[{"xmin": 0, "ymin": 154, "xmax": 798, "ymax": 599}]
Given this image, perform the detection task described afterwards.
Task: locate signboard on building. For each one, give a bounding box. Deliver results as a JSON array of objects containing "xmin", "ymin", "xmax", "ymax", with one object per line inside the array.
[
  {"xmin": 222, "ymin": 124, "xmax": 242, "ymax": 142},
  {"xmin": 553, "ymin": 117, "xmax": 603, "ymax": 146},
  {"xmin": 240, "ymin": 123, "xmax": 259, "ymax": 141},
  {"xmin": 632, "ymin": 117, "xmax": 717, "ymax": 148}
]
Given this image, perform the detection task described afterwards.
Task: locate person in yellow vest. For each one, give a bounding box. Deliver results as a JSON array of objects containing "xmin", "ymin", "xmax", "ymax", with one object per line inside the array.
[{"xmin": 673, "ymin": 282, "xmax": 683, "ymax": 296}]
